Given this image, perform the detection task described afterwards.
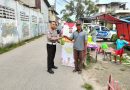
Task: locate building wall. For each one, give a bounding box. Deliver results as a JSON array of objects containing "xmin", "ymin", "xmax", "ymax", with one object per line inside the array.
[
  {"xmin": 98, "ymin": 4, "xmax": 125, "ymax": 13},
  {"xmin": 49, "ymin": 11, "xmax": 56, "ymax": 21},
  {"xmin": 41, "ymin": 0, "xmax": 49, "ymax": 33},
  {"xmin": 98, "ymin": 5, "xmax": 107, "ymax": 13},
  {"xmin": 0, "ymin": 0, "xmax": 49, "ymax": 47},
  {"xmin": 0, "ymin": 0, "xmax": 18, "ymax": 47},
  {"xmin": 109, "ymin": 5, "xmax": 123, "ymax": 13},
  {"xmin": 18, "ymin": 0, "xmax": 35, "ymax": 7}
]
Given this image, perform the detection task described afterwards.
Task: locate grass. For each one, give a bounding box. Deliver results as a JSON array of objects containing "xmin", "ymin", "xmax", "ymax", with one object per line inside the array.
[
  {"xmin": 82, "ymin": 83, "xmax": 93, "ymax": 90},
  {"xmin": 121, "ymin": 57, "xmax": 130, "ymax": 63},
  {"xmin": 83, "ymin": 63, "xmax": 93, "ymax": 70},
  {"xmin": 0, "ymin": 35, "xmax": 43, "ymax": 54},
  {"xmin": 120, "ymin": 68, "xmax": 126, "ymax": 71},
  {"xmin": 0, "ymin": 42, "xmax": 24, "ymax": 54},
  {"xmin": 83, "ymin": 48, "xmax": 97, "ymax": 70}
]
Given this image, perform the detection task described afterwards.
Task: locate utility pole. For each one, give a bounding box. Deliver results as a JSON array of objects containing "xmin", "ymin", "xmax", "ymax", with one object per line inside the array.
[{"xmin": 54, "ymin": 0, "xmax": 56, "ymax": 10}]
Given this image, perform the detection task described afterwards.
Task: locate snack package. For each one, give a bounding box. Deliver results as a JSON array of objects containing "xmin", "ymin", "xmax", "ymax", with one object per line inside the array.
[{"xmin": 59, "ymin": 38, "xmax": 65, "ymax": 45}]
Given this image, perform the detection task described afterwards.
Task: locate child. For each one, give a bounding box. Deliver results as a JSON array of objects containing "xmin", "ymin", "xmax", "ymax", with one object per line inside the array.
[{"xmin": 114, "ymin": 34, "xmax": 130, "ymax": 63}]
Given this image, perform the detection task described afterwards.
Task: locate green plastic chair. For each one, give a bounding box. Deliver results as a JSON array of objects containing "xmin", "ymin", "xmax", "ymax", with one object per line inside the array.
[{"xmin": 101, "ymin": 43, "xmax": 108, "ymax": 51}]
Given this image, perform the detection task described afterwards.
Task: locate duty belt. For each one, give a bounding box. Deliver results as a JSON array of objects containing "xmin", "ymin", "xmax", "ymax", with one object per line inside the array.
[{"xmin": 47, "ymin": 42, "xmax": 56, "ymax": 45}]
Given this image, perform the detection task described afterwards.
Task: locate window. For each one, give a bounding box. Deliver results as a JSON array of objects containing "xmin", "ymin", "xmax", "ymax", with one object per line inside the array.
[
  {"xmin": 20, "ymin": 11, "xmax": 25, "ymax": 21},
  {"xmin": 101, "ymin": 27, "xmax": 109, "ymax": 31},
  {"xmin": 0, "ymin": 5, "xmax": 15, "ymax": 20},
  {"xmin": 20, "ymin": 11, "xmax": 29, "ymax": 21},
  {"xmin": 94, "ymin": 26, "xmax": 100, "ymax": 32},
  {"xmin": 32, "ymin": 15, "xmax": 37, "ymax": 23}
]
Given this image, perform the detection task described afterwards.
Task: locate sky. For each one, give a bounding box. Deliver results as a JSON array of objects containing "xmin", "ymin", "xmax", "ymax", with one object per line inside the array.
[
  {"xmin": 48, "ymin": 0, "xmax": 70, "ymax": 17},
  {"xmin": 48, "ymin": 0, "xmax": 130, "ymax": 18}
]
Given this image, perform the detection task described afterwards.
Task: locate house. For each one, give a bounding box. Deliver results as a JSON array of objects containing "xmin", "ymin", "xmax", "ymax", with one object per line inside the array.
[
  {"xmin": 49, "ymin": 6, "xmax": 58, "ymax": 21},
  {"xmin": 115, "ymin": 10, "xmax": 130, "ymax": 18},
  {"xmin": 96, "ymin": 3, "xmax": 109, "ymax": 13},
  {"xmin": 14, "ymin": 0, "xmax": 36, "ymax": 7},
  {"xmin": 47, "ymin": 0, "xmax": 58, "ymax": 21},
  {"xmin": 107, "ymin": 2, "xmax": 126, "ymax": 13},
  {"xmin": 96, "ymin": 2, "xmax": 126, "ymax": 14},
  {"xmin": 41, "ymin": 0, "xmax": 51, "ymax": 33}
]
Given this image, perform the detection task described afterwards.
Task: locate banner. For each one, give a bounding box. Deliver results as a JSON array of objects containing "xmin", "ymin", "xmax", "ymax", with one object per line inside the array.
[
  {"xmin": 61, "ymin": 42, "xmax": 74, "ymax": 67},
  {"xmin": 61, "ymin": 22, "xmax": 76, "ymax": 67}
]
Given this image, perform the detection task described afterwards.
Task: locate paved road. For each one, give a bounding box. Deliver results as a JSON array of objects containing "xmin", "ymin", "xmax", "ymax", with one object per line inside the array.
[{"xmin": 0, "ymin": 36, "xmax": 85, "ymax": 90}]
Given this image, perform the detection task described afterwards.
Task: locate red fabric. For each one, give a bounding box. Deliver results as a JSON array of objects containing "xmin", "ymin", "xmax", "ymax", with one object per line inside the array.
[
  {"xmin": 64, "ymin": 23, "xmax": 75, "ymax": 28},
  {"xmin": 116, "ymin": 23, "xmax": 130, "ymax": 41},
  {"xmin": 115, "ymin": 48, "xmax": 124, "ymax": 55},
  {"xmin": 128, "ymin": 24, "xmax": 130, "ymax": 41},
  {"xmin": 97, "ymin": 14, "xmax": 121, "ymax": 24}
]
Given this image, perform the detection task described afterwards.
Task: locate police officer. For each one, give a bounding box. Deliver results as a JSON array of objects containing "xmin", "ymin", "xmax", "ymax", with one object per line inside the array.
[{"xmin": 47, "ymin": 21, "xmax": 59, "ymax": 74}]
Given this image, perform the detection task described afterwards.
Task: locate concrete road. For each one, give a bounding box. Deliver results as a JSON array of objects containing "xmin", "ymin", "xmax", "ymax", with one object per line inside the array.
[{"xmin": 0, "ymin": 36, "xmax": 85, "ymax": 90}]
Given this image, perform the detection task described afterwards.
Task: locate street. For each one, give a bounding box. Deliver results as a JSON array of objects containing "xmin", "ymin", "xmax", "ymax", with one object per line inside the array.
[
  {"xmin": 0, "ymin": 36, "xmax": 84, "ymax": 90},
  {"xmin": 0, "ymin": 0, "xmax": 130, "ymax": 89}
]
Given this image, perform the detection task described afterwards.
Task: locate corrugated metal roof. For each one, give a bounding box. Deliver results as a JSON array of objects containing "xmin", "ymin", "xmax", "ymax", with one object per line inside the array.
[
  {"xmin": 120, "ymin": 16, "xmax": 130, "ymax": 23},
  {"xmin": 19, "ymin": 0, "xmax": 35, "ymax": 7}
]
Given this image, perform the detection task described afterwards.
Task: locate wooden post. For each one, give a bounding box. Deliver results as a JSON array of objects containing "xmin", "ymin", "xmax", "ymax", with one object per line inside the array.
[
  {"xmin": 108, "ymin": 75, "xmax": 112, "ymax": 90},
  {"xmin": 108, "ymin": 75, "xmax": 121, "ymax": 90}
]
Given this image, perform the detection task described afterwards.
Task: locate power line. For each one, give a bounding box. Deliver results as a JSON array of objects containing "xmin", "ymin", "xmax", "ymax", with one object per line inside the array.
[
  {"xmin": 62, "ymin": 0, "xmax": 70, "ymax": 3},
  {"xmin": 56, "ymin": 2, "xmax": 62, "ymax": 6}
]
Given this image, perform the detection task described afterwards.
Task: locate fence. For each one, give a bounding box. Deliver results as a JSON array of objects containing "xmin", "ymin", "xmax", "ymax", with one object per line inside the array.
[{"xmin": 108, "ymin": 75, "xmax": 121, "ymax": 90}]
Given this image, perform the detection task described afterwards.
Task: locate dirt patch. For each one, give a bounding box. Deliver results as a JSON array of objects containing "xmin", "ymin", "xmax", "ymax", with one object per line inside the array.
[
  {"xmin": 82, "ymin": 41, "xmax": 130, "ymax": 90},
  {"xmin": 84, "ymin": 52, "xmax": 130, "ymax": 90}
]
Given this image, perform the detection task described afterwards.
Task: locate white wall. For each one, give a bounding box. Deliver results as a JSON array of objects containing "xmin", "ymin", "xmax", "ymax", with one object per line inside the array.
[
  {"xmin": 0, "ymin": 0, "xmax": 18, "ymax": 46},
  {"xmin": 41, "ymin": 0, "xmax": 49, "ymax": 33},
  {"xmin": 98, "ymin": 5, "xmax": 107, "ymax": 13},
  {"xmin": 0, "ymin": 0, "xmax": 48, "ymax": 47}
]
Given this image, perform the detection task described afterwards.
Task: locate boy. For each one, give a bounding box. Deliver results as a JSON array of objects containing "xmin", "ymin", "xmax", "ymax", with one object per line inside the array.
[{"xmin": 114, "ymin": 34, "xmax": 130, "ymax": 63}]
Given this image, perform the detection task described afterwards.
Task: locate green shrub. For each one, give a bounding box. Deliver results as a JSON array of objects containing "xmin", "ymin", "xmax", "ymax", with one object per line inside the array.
[
  {"xmin": 0, "ymin": 35, "xmax": 42, "ymax": 54},
  {"xmin": 82, "ymin": 83, "xmax": 93, "ymax": 90},
  {"xmin": 111, "ymin": 34, "xmax": 118, "ymax": 42},
  {"xmin": 125, "ymin": 46, "xmax": 130, "ymax": 51}
]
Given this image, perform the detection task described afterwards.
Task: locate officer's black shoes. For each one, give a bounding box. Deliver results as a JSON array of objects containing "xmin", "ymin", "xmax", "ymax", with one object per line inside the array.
[
  {"xmin": 47, "ymin": 69, "xmax": 54, "ymax": 74},
  {"xmin": 73, "ymin": 69, "xmax": 78, "ymax": 72},
  {"xmin": 78, "ymin": 70, "xmax": 82, "ymax": 74},
  {"xmin": 52, "ymin": 66, "xmax": 58, "ymax": 69}
]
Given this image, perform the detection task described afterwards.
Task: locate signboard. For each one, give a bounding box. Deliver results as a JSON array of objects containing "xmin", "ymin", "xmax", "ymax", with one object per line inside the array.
[{"xmin": 61, "ymin": 22, "xmax": 76, "ymax": 67}]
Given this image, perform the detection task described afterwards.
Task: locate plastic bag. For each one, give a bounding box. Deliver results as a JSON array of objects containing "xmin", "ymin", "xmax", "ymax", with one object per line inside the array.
[
  {"xmin": 87, "ymin": 35, "xmax": 92, "ymax": 43},
  {"xmin": 59, "ymin": 38, "xmax": 65, "ymax": 45}
]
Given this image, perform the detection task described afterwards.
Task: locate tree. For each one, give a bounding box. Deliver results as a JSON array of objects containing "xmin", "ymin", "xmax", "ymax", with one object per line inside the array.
[
  {"xmin": 66, "ymin": 18, "xmax": 74, "ymax": 22},
  {"xmin": 61, "ymin": 0, "xmax": 98, "ymax": 20}
]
